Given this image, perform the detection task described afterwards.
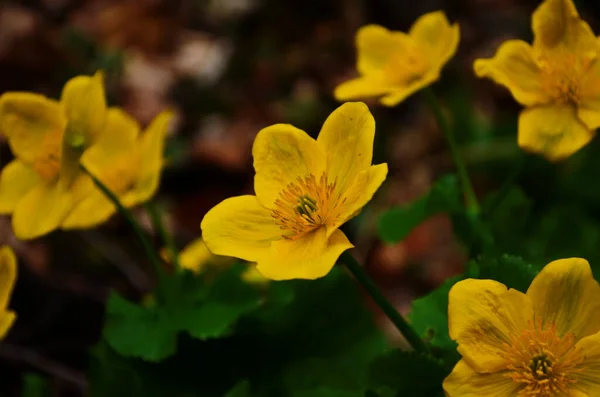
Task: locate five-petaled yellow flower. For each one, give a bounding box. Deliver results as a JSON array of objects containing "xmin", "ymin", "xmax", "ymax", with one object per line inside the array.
[
  {"xmin": 475, "ymin": 0, "xmax": 600, "ymax": 161},
  {"xmin": 334, "ymin": 11, "xmax": 460, "ymax": 107},
  {"xmin": 0, "ymin": 72, "xmax": 107, "ymax": 239},
  {"xmin": 444, "ymin": 258, "xmax": 600, "ymax": 396},
  {"xmin": 0, "ymin": 246, "xmax": 18, "ymax": 340},
  {"xmin": 61, "ymin": 109, "xmax": 173, "ymax": 229},
  {"xmin": 201, "ymin": 102, "xmax": 387, "ymax": 280}
]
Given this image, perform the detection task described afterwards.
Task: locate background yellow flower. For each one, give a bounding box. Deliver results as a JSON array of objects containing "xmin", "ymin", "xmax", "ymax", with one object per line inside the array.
[
  {"xmin": 334, "ymin": 11, "xmax": 459, "ymax": 107},
  {"xmin": 0, "ymin": 246, "xmax": 18, "ymax": 340},
  {"xmin": 201, "ymin": 102, "xmax": 387, "ymax": 280},
  {"xmin": 444, "ymin": 258, "xmax": 600, "ymax": 396},
  {"xmin": 474, "ymin": 0, "xmax": 600, "ymax": 161}
]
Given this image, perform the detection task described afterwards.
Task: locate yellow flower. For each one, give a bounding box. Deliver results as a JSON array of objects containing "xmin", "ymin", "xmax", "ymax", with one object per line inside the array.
[
  {"xmin": 334, "ymin": 12, "xmax": 460, "ymax": 107},
  {"xmin": 161, "ymin": 238, "xmax": 268, "ymax": 286},
  {"xmin": 0, "ymin": 246, "xmax": 18, "ymax": 340},
  {"xmin": 61, "ymin": 109, "xmax": 173, "ymax": 229},
  {"xmin": 201, "ymin": 102, "xmax": 387, "ymax": 280},
  {"xmin": 444, "ymin": 258, "xmax": 600, "ymax": 396},
  {"xmin": 474, "ymin": 0, "xmax": 600, "ymax": 161},
  {"xmin": 0, "ymin": 72, "xmax": 107, "ymax": 239}
]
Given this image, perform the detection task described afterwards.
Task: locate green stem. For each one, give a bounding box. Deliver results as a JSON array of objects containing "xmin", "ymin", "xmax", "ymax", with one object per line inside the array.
[
  {"xmin": 484, "ymin": 154, "xmax": 529, "ymax": 218},
  {"xmin": 145, "ymin": 202, "xmax": 181, "ymax": 272},
  {"xmin": 80, "ymin": 165, "xmax": 166, "ymax": 283},
  {"xmin": 340, "ymin": 251, "xmax": 429, "ymax": 353},
  {"xmin": 423, "ymin": 88, "xmax": 480, "ymax": 215}
]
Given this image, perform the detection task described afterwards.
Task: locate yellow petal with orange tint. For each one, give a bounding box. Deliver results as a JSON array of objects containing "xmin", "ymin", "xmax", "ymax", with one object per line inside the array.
[
  {"xmin": 409, "ymin": 11, "xmax": 460, "ymax": 70},
  {"xmin": 60, "ymin": 71, "xmax": 107, "ymax": 147},
  {"xmin": 252, "ymin": 124, "xmax": 325, "ymax": 208},
  {"xmin": 201, "ymin": 195, "xmax": 282, "ymax": 262},
  {"xmin": 527, "ymin": 257, "xmax": 600, "ymax": 341},
  {"xmin": 256, "ymin": 227, "xmax": 353, "ymax": 280},
  {"xmin": 317, "ymin": 102, "xmax": 375, "ymax": 194},
  {"xmin": 474, "ymin": 40, "xmax": 548, "ymax": 107},
  {"xmin": 0, "ymin": 161, "xmax": 41, "ymax": 214},
  {"xmin": 448, "ymin": 279, "xmax": 532, "ymax": 372},
  {"xmin": 571, "ymin": 330, "xmax": 600, "ymax": 395},
  {"xmin": 0, "ymin": 93, "xmax": 65, "ymax": 180},
  {"xmin": 518, "ymin": 105, "xmax": 594, "ymax": 161},
  {"xmin": 443, "ymin": 359, "xmax": 521, "ymax": 397}
]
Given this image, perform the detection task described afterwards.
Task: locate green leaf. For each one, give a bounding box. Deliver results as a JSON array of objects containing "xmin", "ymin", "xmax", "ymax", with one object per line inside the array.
[
  {"xmin": 368, "ymin": 349, "xmax": 448, "ymax": 397},
  {"xmin": 378, "ymin": 175, "xmax": 462, "ymax": 243},
  {"xmin": 224, "ymin": 380, "xmax": 251, "ymax": 397},
  {"xmin": 21, "ymin": 374, "xmax": 51, "ymax": 397},
  {"xmin": 473, "ymin": 255, "xmax": 540, "ymax": 293},
  {"xmin": 292, "ymin": 388, "xmax": 364, "ymax": 397},
  {"xmin": 104, "ymin": 292, "xmax": 178, "ymax": 362}
]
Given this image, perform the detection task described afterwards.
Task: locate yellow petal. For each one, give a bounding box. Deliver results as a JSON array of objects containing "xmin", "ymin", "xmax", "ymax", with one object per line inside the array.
[
  {"xmin": 532, "ymin": 0, "xmax": 596, "ymax": 56},
  {"xmin": 474, "ymin": 40, "xmax": 547, "ymax": 106},
  {"xmin": 60, "ymin": 71, "xmax": 107, "ymax": 147},
  {"xmin": 256, "ymin": 227, "xmax": 353, "ymax": 281},
  {"xmin": 448, "ymin": 279, "xmax": 532, "ymax": 372},
  {"xmin": 518, "ymin": 105, "xmax": 594, "ymax": 161},
  {"xmin": 0, "ymin": 311, "xmax": 16, "ymax": 340},
  {"xmin": 328, "ymin": 163, "xmax": 387, "ymax": 235},
  {"xmin": 355, "ymin": 25, "xmax": 409, "ymax": 76},
  {"xmin": 201, "ymin": 195, "xmax": 282, "ymax": 262},
  {"xmin": 379, "ymin": 72, "xmax": 439, "ymax": 107},
  {"xmin": 241, "ymin": 265, "xmax": 268, "ymax": 286},
  {"xmin": 316, "ymin": 102, "xmax": 375, "ymax": 194},
  {"xmin": 443, "ymin": 359, "xmax": 520, "ymax": 397},
  {"xmin": 12, "ymin": 182, "xmax": 73, "ymax": 240},
  {"xmin": 179, "ymin": 238, "xmax": 214, "ymax": 273},
  {"xmin": 0, "ymin": 246, "xmax": 17, "ymax": 310},
  {"xmin": 571, "ymin": 331, "xmax": 600, "ymax": 394},
  {"xmin": 61, "ymin": 189, "xmax": 115, "ymax": 229},
  {"xmin": 334, "ymin": 77, "xmax": 394, "ymax": 102},
  {"xmin": 526, "ymin": 258, "xmax": 600, "ymax": 341},
  {"xmin": 0, "ymin": 93, "xmax": 65, "ymax": 180},
  {"xmin": 0, "ymin": 161, "xmax": 41, "ymax": 213},
  {"xmin": 578, "ymin": 97, "xmax": 600, "ymax": 130},
  {"xmin": 409, "ymin": 11, "xmax": 460, "ymax": 70},
  {"xmin": 124, "ymin": 110, "xmax": 172, "ymax": 206},
  {"xmin": 252, "ymin": 124, "xmax": 325, "ymax": 208}
]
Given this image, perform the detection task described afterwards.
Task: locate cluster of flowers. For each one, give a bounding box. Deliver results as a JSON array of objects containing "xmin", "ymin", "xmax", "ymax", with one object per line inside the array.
[{"xmin": 1, "ymin": 0, "xmax": 600, "ymax": 395}]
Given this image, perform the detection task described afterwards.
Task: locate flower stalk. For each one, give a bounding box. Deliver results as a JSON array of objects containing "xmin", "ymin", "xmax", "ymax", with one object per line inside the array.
[
  {"xmin": 340, "ymin": 251, "xmax": 429, "ymax": 354},
  {"xmin": 145, "ymin": 202, "xmax": 182, "ymax": 272}
]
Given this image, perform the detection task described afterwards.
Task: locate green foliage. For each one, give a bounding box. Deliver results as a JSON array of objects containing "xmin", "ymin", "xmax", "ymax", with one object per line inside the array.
[
  {"xmin": 104, "ymin": 265, "xmax": 261, "ymax": 361},
  {"xmin": 367, "ymin": 349, "xmax": 448, "ymax": 397},
  {"xmin": 378, "ymin": 175, "xmax": 462, "ymax": 243},
  {"xmin": 21, "ymin": 374, "xmax": 51, "ymax": 397}
]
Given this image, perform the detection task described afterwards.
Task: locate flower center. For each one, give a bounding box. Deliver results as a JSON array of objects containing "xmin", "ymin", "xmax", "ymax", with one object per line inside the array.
[
  {"xmin": 382, "ymin": 45, "xmax": 430, "ymax": 85},
  {"xmin": 538, "ymin": 51, "xmax": 595, "ymax": 105},
  {"xmin": 504, "ymin": 318, "xmax": 584, "ymax": 396},
  {"xmin": 271, "ymin": 173, "xmax": 343, "ymax": 239}
]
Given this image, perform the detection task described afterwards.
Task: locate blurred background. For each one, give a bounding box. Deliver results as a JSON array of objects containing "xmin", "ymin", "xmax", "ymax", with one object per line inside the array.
[{"xmin": 1, "ymin": 0, "xmax": 600, "ymax": 395}]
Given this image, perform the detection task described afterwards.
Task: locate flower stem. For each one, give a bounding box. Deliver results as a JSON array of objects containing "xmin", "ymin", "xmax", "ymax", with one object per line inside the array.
[
  {"xmin": 422, "ymin": 88, "xmax": 480, "ymax": 215},
  {"xmin": 340, "ymin": 251, "xmax": 429, "ymax": 353},
  {"xmin": 484, "ymin": 154, "xmax": 529, "ymax": 218},
  {"xmin": 80, "ymin": 165, "xmax": 166, "ymax": 283},
  {"xmin": 145, "ymin": 202, "xmax": 182, "ymax": 272}
]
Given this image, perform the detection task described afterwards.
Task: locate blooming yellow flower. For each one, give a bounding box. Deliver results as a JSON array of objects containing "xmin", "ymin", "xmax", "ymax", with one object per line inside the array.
[
  {"xmin": 0, "ymin": 72, "xmax": 107, "ymax": 239},
  {"xmin": 0, "ymin": 246, "xmax": 18, "ymax": 340},
  {"xmin": 201, "ymin": 102, "xmax": 387, "ymax": 280},
  {"xmin": 161, "ymin": 238, "xmax": 268, "ymax": 286},
  {"xmin": 474, "ymin": 0, "xmax": 600, "ymax": 161},
  {"xmin": 334, "ymin": 12, "xmax": 460, "ymax": 107},
  {"xmin": 444, "ymin": 258, "xmax": 600, "ymax": 396},
  {"xmin": 61, "ymin": 109, "xmax": 173, "ymax": 229}
]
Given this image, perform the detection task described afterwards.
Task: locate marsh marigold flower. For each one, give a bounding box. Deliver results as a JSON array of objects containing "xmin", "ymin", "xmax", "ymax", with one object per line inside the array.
[
  {"xmin": 475, "ymin": 0, "xmax": 600, "ymax": 161},
  {"xmin": 201, "ymin": 102, "xmax": 387, "ymax": 280},
  {"xmin": 0, "ymin": 246, "xmax": 18, "ymax": 340},
  {"xmin": 61, "ymin": 109, "xmax": 173, "ymax": 229},
  {"xmin": 334, "ymin": 12, "xmax": 459, "ymax": 107},
  {"xmin": 0, "ymin": 72, "xmax": 107, "ymax": 239},
  {"xmin": 444, "ymin": 258, "xmax": 600, "ymax": 396}
]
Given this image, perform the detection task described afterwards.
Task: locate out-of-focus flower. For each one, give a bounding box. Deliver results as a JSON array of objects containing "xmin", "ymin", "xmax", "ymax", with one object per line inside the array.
[
  {"xmin": 334, "ymin": 12, "xmax": 459, "ymax": 107},
  {"xmin": 475, "ymin": 0, "xmax": 600, "ymax": 161},
  {"xmin": 0, "ymin": 246, "xmax": 18, "ymax": 340},
  {"xmin": 201, "ymin": 102, "xmax": 387, "ymax": 280},
  {"xmin": 444, "ymin": 258, "xmax": 600, "ymax": 396},
  {"xmin": 62, "ymin": 109, "xmax": 173, "ymax": 229},
  {"xmin": 0, "ymin": 72, "xmax": 106, "ymax": 239}
]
